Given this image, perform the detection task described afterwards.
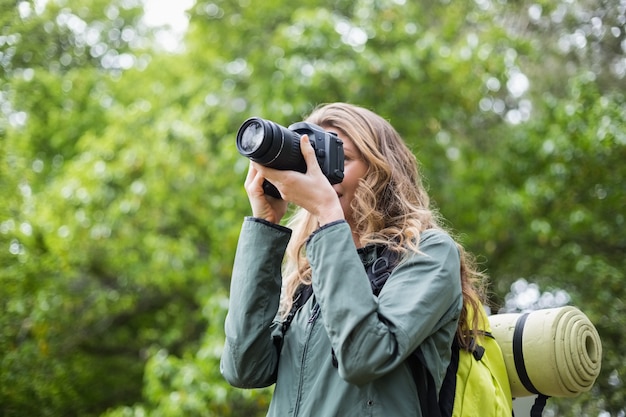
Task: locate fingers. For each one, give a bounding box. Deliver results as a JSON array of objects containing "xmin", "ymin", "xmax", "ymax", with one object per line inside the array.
[
  {"xmin": 245, "ymin": 162, "xmax": 266, "ymax": 197},
  {"xmin": 244, "ymin": 162, "xmax": 288, "ymax": 223},
  {"xmin": 300, "ymin": 135, "xmax": 321, "ymax": 173},
  {"xmin": 245, "ymin": 135, "xmax": 324, "ymax": 205},
  {"xmin": 244, "ymin": 161, "xmax": 256, "ymax": 186}
]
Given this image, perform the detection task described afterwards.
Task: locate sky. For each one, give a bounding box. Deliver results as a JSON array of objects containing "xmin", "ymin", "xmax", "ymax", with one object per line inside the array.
[
  {"xmin": 142, "ymin": 0, "xmax": 194, "ymax": 31},
  {"xmin": 142, "ymin": 0, "xmax": 195, "ymax": 51}
]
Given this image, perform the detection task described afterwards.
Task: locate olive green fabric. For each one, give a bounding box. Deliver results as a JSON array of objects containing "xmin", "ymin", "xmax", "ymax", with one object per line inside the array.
[{"xmin": 221, "ymin": 218, "xmax": 463, "ymax": 417}]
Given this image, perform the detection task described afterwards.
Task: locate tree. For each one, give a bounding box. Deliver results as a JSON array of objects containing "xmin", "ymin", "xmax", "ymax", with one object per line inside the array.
[
  {"xmin": 1, "ymin": 0, "xmax": 230, "ymax": 414},
  {"xmin": 480, "ymin": 77, "xmax": 625, "ymax": 415},
  {"xmin": 2, "ymin": 0, "xmax": 623, "ymax": 415}
]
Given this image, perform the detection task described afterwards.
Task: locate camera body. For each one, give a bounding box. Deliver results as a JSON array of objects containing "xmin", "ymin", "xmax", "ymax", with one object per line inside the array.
[{"xmin": 236, "ymin": 117, "xmax": 344, "ymax": 198}]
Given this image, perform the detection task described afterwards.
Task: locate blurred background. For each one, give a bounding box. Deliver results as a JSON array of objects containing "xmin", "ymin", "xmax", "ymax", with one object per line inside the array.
[{"xmin": 1, "ymin": 0, "xmax": 624, "ymax": 415}]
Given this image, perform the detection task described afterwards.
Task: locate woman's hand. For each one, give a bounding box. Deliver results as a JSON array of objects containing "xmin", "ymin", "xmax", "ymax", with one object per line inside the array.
[
  {"xmin": 245, "ymin": 162, "xmax": 288, "ymax": 224},
  {"xmin": 254, "ymin": 135, "xmax": 344, "ymax": 226}
]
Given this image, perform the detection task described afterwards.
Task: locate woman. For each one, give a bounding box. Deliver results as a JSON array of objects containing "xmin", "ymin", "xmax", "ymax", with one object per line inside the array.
[{"xmin": 221, "ymin": 103, "xmax": 487, "ymax": 416}]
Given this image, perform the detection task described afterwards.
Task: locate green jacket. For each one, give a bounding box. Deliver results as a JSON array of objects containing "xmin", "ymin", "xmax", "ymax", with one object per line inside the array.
[{"xmin": 221, "ymin": 218, "xmax": 463, "ymax": 417}]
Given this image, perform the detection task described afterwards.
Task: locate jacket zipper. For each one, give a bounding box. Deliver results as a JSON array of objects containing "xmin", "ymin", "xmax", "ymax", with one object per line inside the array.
[{"xmin": 292, "ymin": 303, "xmax": 320, "ymax": 416}]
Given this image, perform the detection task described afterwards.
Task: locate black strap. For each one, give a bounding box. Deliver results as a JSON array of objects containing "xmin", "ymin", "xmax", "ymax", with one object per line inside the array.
[
  {"xmin": 437, "ymin": 339, "xmax": 460, "ymax": 417},
  {"xmin": 530, "ymin": 394, "xmax": 549, "ymax": 417},
  {"xmin": 367, "ymin": 245, "xmax": 399, "ymax": 295},
  {"xmin": 408, "ymin": 348, "xmax": 443, "ymax": 417},
  {"xmin": 513, "ymin": 313, "xmax": 539, "ymax": 395},
  {"xmin": 513, "ymin": 312, "xmax": 550, "ymax": 417}
]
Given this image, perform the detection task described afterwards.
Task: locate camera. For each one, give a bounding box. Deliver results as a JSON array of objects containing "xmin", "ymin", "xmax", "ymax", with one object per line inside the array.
[{"xmin": 236, "ymin": 117, "xmax": 344, "ymax": 198}]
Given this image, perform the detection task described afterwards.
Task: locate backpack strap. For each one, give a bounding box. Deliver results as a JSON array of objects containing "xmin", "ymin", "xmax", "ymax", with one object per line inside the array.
[
  {"xmin": 437, "ymin": 338, "xmax": 460, "ymax": 417},
  {"xmin": 408, "ymin": 347, "xmax": 444, "ymax": 417}
]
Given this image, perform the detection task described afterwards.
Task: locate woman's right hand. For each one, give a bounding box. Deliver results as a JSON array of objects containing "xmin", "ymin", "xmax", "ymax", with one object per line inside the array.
[{"xmin": 245, "ymin": 162, "xmax": 288, "ymax": 224}]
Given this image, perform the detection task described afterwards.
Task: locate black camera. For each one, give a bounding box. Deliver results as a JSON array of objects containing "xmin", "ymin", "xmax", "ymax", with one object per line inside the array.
[{"xmin": 236, "ymin": 117, "xmax": 344, "ymax": 198}]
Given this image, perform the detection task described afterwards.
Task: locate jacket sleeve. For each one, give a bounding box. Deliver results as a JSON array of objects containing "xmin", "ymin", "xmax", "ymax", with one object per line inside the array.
[
  {"xmin": 220, "ymin": 217, "xmax": 291, "ymax": 388},
  {"xmin": 307, "ymin": 221, "xmax": 462, "ymax": 386}
]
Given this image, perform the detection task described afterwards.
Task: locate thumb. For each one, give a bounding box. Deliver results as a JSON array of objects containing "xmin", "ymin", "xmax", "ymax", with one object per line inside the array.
[{"xmin": 301, "ymin": 135, "xmax": 320, "ymax": 170}]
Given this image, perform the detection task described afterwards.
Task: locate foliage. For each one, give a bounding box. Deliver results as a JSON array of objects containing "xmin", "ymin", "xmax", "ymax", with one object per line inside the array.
[
  {"xmin": 484, "ymin": 78, "xmax": 626, "ymax": 415},
  {"xmin": 1, "ymin": 0, "xmax": 624, "ymax": 416}
]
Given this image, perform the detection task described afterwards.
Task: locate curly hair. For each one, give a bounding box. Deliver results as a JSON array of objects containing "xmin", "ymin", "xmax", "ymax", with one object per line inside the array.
[{"xmin": 280, "ymin": 103, "xmax": 487, "ymax": 349}]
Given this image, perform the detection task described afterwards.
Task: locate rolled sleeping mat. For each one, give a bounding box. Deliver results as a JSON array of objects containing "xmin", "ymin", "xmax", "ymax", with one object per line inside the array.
[{"xmin": 489, "ymin": 306, "xmax": 602, "ymax": 398}]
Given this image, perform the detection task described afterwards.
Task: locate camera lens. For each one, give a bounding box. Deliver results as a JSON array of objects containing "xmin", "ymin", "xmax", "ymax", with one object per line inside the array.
[
  {"xmin": 236, "ymin": 117, "xmax": 303, "ymax": 170},
  {"xmin": 239, "ymin": 120, "xmax": 264, "ymax": 153}
]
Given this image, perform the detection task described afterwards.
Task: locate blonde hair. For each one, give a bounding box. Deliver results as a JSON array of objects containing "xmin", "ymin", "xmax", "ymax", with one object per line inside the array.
[{"xmin": 280, "ymin": 103, "xmax": 486, "ymax": 349}]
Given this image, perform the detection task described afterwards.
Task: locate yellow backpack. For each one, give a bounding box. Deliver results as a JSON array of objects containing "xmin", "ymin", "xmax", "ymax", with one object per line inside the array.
[
  {"xmin": 407, "ymin": 304, "xmax": 513, "ymax": 417},
  {"xmin": 446, "ymin": 307, "xmax": 512, "ymax": 417}
]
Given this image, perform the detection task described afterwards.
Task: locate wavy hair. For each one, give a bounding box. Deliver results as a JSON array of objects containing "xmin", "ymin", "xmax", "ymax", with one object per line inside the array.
[{"xmin": 280, "ymin": 103, "xmax": 487, "ymax": 349}]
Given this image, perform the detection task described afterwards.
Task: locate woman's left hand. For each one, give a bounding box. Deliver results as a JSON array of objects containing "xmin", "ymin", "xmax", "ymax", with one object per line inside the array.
[{"xmin": 254, "ymin": 135, "xmax": 344, "ymax": 226}]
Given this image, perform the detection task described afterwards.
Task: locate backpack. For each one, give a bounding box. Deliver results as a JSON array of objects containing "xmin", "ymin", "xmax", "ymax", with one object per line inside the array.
[
  {"xmin": 283, "ymin": 245, "xmax": 514, "ymax": 417},
  {"xmin": 409, "ymin": 301, "xmax": 514, "ymax": 417}
]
